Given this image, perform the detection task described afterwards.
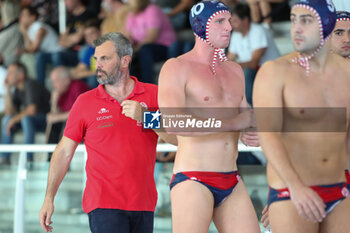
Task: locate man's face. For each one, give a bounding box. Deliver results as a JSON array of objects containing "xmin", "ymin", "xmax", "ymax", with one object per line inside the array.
[
  {"xmin": 230, "ymin": 14, "xmax": 244, "ymax": 33},
  {"xmin": 19, "ymin": 9, "xmax": 34, "ymax": 28},
  {"xmin": 65, "ymin": 0, "xmax": 79, "ymax": 12},
  {"xmin": 207, "ymin": 12, "xmax": 232, "ymax": 48},
  {"xmin": 331, "ymin": 20, "xmax": 350, "ymax": 57},
  {"xmin": 5, "ymin": 65, "xmax": 21, "ymax": 86},
  {"xmin": 50, "ymin": 70, "xmax": 70, "ymax": 94},
  {"xmin": 84, "ymin": 27, "xmax": 101, "ymax": 46},
  {"xmin": 290, "ymin": 7, "xmax": 321, "ymax": 54},
  {"xmin": 94, "ymin": 41, "xmax": 122, "ymax": 85}
]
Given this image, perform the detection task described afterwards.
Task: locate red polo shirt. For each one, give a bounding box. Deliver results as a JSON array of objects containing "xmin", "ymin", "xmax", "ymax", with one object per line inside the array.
[{"xmin": 64, "ymin": 76, "xmax": 159, "ymax": 213}]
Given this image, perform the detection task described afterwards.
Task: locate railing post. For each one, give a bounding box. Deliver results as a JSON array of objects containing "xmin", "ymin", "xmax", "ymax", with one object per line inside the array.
[{"xmin": 13, "ymin": 151, "xmax": 27, "ymax": 233}]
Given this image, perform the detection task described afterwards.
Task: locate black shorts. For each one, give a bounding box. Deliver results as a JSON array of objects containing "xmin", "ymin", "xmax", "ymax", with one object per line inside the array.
[{"xmin": 88, "ymin": 208, "xmax": 154, "ymax": 233}]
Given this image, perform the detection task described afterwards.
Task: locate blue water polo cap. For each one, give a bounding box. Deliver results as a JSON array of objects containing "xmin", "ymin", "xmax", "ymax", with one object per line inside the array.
[
  {"xmin": 292, "ymin": 0, "xmax": 337, "ymax": 41},
  {"xmin": 189, "ymin": 0, "xmax": 229, "ymax": 41},
  {"xmin": 336, "ymin": 11, "xmax": 350, "ymax": 22}
]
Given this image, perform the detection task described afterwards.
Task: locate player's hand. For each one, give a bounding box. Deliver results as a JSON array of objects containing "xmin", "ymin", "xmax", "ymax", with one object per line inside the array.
[
  {"xmin": 233, "ymin": 109, "xmax": 256, "ymax": 130},
  {"xmin": 39, "ymin": 201, "xmax": 54, "ymax": 232},
  {"xmin": 240, "ymin": 130, "xmax": 260, "ymax": 147},
  {"xmin": 121, "ymin": 100, "xmax": 144, "ymax": 122},
  {"xmin": 289, "ymin": 183, "xmax": 326, "ymax": 222},
  {"xmin": 260, "ymin": 205, "xmax": 270, "ymax": 228}
]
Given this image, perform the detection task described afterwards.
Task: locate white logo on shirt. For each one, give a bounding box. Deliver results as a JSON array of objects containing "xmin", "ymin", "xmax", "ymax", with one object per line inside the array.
[{"xmin": 98, "ymin": 108, "xmax": 110, "ymax": 114}]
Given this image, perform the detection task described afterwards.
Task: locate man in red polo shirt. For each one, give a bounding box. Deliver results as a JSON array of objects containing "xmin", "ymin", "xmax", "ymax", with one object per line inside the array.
[{"xmin": 39, "ymin": 32, "xmax": 175, "ymax": 233}]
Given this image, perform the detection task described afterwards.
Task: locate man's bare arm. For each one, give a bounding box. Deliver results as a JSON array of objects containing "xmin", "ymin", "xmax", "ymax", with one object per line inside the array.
[
  {"xmin": 253, "ymin": 60, "xmax": 326, "ymax": 222},
  {"xmin": 39, "ymin": 136, "xmax": 79, "ymax": 232}
]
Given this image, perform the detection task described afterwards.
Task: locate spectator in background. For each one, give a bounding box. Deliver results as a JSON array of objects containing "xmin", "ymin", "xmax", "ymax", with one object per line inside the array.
[
  {"xmin": 46, "ymin": 66, "xmax": 89, "ymax": 153},
  {"xmin": 155, "ymin": 0, "xmax": 194, "ymax": 30},
  {"xmin": 100, "ymin": 0, "xmax": 129, "ymax": 35},
  {"xmin": 70, "ymin": 19, "xmax": 101, "ymax": 88},
  {"xmin": 227, "ymin": 3, "xmax": 280, "ymax": 106},
  {"xmin": 54, "ymin": 0, "xmax": 95, "ymax": 68},
  {"xmin": 20, "ymin": 0, "xmax": 59, "ymax": 32},
  {"xmin": 0, "ymin": 0, "xmax": 23, "ymax": 67},
  {"xmin": 125, "ymin": 0, "xmax": 176, "ymax": 84},
  {"xmin": 245, "ymin": 0, "xmax": 285, "ymax": 27},
  {"xmin": 17, "ymin": 6, "xmax": 62, "ymax": 85},
  {"xmin": 1, "ymin": 62, "xmax": 50, "ymax": 165}
]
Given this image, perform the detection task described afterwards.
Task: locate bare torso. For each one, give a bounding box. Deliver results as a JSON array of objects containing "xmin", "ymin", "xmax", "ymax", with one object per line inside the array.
[
  {"xmin": 267, "ymin": 52, "xmax": 350, "ymax": 188},
  {"xmin": 160, "ymin": 50, "xmax": 247, "ymax": 173}
]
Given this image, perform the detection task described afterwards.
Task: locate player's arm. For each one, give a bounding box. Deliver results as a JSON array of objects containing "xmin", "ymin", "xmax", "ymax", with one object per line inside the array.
[
  {"xmin": 346, "ymin": 119, "xmax": 350, "ymax": 170},
  {"xmin": 253, "ymin": 60, "xmax": 326, "ymax": 222},
  {"xmin": 39, "ymin": 136, "xmax": 79, "ymax": 232}
]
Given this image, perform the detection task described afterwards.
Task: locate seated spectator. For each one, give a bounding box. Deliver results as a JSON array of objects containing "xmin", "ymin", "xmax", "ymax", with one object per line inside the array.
[
  {"xmin": 17, "ymin": 6, "xmax": 62, "ymax": 85},
  {"xmin": 227, "ymin": 3, "xmax": 280, "ymax": 106},
  {"xmin": 100, "ymin": 0, "xmax": 129, "ymax": 35},
  {"xmin": 0, "ymin": 0, "xmax": 23, "ymax": 67},
  {"xmin": 245, "ymin": 0, "xmax": 285, "ymax": 27},
  {"xmin": 1, "ymin": 62, "xmax": 50, "ymax": 165},
  {"xmin": 125, "ymin": 0, "xmax": 176, "ymax": 84},
  {"xmin": 70, "ymin": 19, "xmax": 101, "ymax": 88},
  {"xmin": 155, "ymin": 0, "xmax": 193, "ymax": 30},
  {"xmin": 54, "ymin": 0, "xmax": 95, "ymax": 68},
  {"xmin": 46, "ymin": 66, "xmax": 89, "ymax": 159},
  {"xmin": 20, "ymin": 0, "xmax": 59, "ymax": 32}
]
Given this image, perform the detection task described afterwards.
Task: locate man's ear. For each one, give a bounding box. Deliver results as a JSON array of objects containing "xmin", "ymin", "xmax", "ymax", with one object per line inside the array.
[{"xmin": 121, "ymin": 55, "xmax": 132, "ymax": 68}]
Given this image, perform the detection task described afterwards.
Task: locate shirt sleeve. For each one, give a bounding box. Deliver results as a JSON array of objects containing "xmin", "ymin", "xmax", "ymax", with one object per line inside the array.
[{"xmin": 63, "ymin": 95, "xmax": 87, "ymax": 143}]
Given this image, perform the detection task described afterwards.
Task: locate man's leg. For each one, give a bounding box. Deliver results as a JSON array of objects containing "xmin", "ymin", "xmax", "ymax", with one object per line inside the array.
[
  {"xmin": 130, "ymin": 211, "xmax": 154, "ymax": 233},
  {"xmin": 21, "ymin": 116, "xmax": 36, "ymax": 161},
  {"xmin": 320, "ymin": 198, "xmax": 350, "ymax": 233},
  {"xmin": 269, "ymin": 200, "xmax": 319, "ymax": 233},
  {"xmin": 137, "ymin": 43, "xmax": 168, "ymax": 84},
  {"xmin": 35, "ymin": 52, "xmax": 50, "ymax": 85},
  {"xmin": 88, "ymin": 208, "xmax": 130, "ymax": 233},
  {"xmin": 212, "ymin": 180, "xmax": 261, "ymax": 233},
  {"xmin": 1, "ymin": 115, "xmax": 14, "ymax": 160},
  {"xmin": 243, "ymin": 68, "xmax": 257, "ymax": 106},
  {"xmin": 170, "ymin": 180, "xmax": 214, "ymax": 233}
]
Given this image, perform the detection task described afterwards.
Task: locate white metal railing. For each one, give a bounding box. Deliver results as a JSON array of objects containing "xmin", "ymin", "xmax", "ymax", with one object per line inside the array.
[{"xmin": 0, "ymin": 143, "xmax": 260, "ymax": 233}]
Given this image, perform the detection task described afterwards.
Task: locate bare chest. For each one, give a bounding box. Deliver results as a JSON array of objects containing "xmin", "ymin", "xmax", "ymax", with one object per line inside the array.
[
  {"xmin": 283, "ymin": 72, "xmax": 350, "ymax": 122},
  {"xmin": 185, "ymin": 69, "xmax": 244, "ymax": 108}
]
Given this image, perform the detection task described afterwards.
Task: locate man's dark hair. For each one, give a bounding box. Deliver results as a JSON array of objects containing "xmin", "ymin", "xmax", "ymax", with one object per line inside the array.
[
  {"xmin": 230, "ymin": 3, "xmax": 251, "ymax": 22},
  {"xmin": 21, "ymin": 5, "xmax": 39, "ymax": 20},
  {"xmin": 84, "ymin": 18, "xmax": 101, "ymax": 30}
]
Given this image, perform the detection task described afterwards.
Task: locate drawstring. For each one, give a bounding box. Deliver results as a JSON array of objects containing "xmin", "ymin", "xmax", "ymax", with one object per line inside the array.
[{"xmin": 211, "ymin": 48, "xmax": 228, "ymax": 75}]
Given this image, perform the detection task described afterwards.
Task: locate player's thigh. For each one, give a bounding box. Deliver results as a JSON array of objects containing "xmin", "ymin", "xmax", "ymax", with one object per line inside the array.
[
  {"xmin": 170, "ymin": 180, "xmax": 214, "ymax": 233},
  {"xmin": 212, "ymin": 180, "xmax": 260, "ymax": 233},
  {"xmin": 320, "ymin": 198, "xmax": 350, "ymax": 233},
  {"xmin": 269, "ymin": 200, "xmax": 319, "ymax": 233}
]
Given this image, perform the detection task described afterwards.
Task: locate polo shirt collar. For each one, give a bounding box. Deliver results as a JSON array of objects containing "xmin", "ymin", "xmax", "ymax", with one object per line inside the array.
[{"xmin": 95, "ymin": 76, "xmax": 145, "ymax": 101}]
